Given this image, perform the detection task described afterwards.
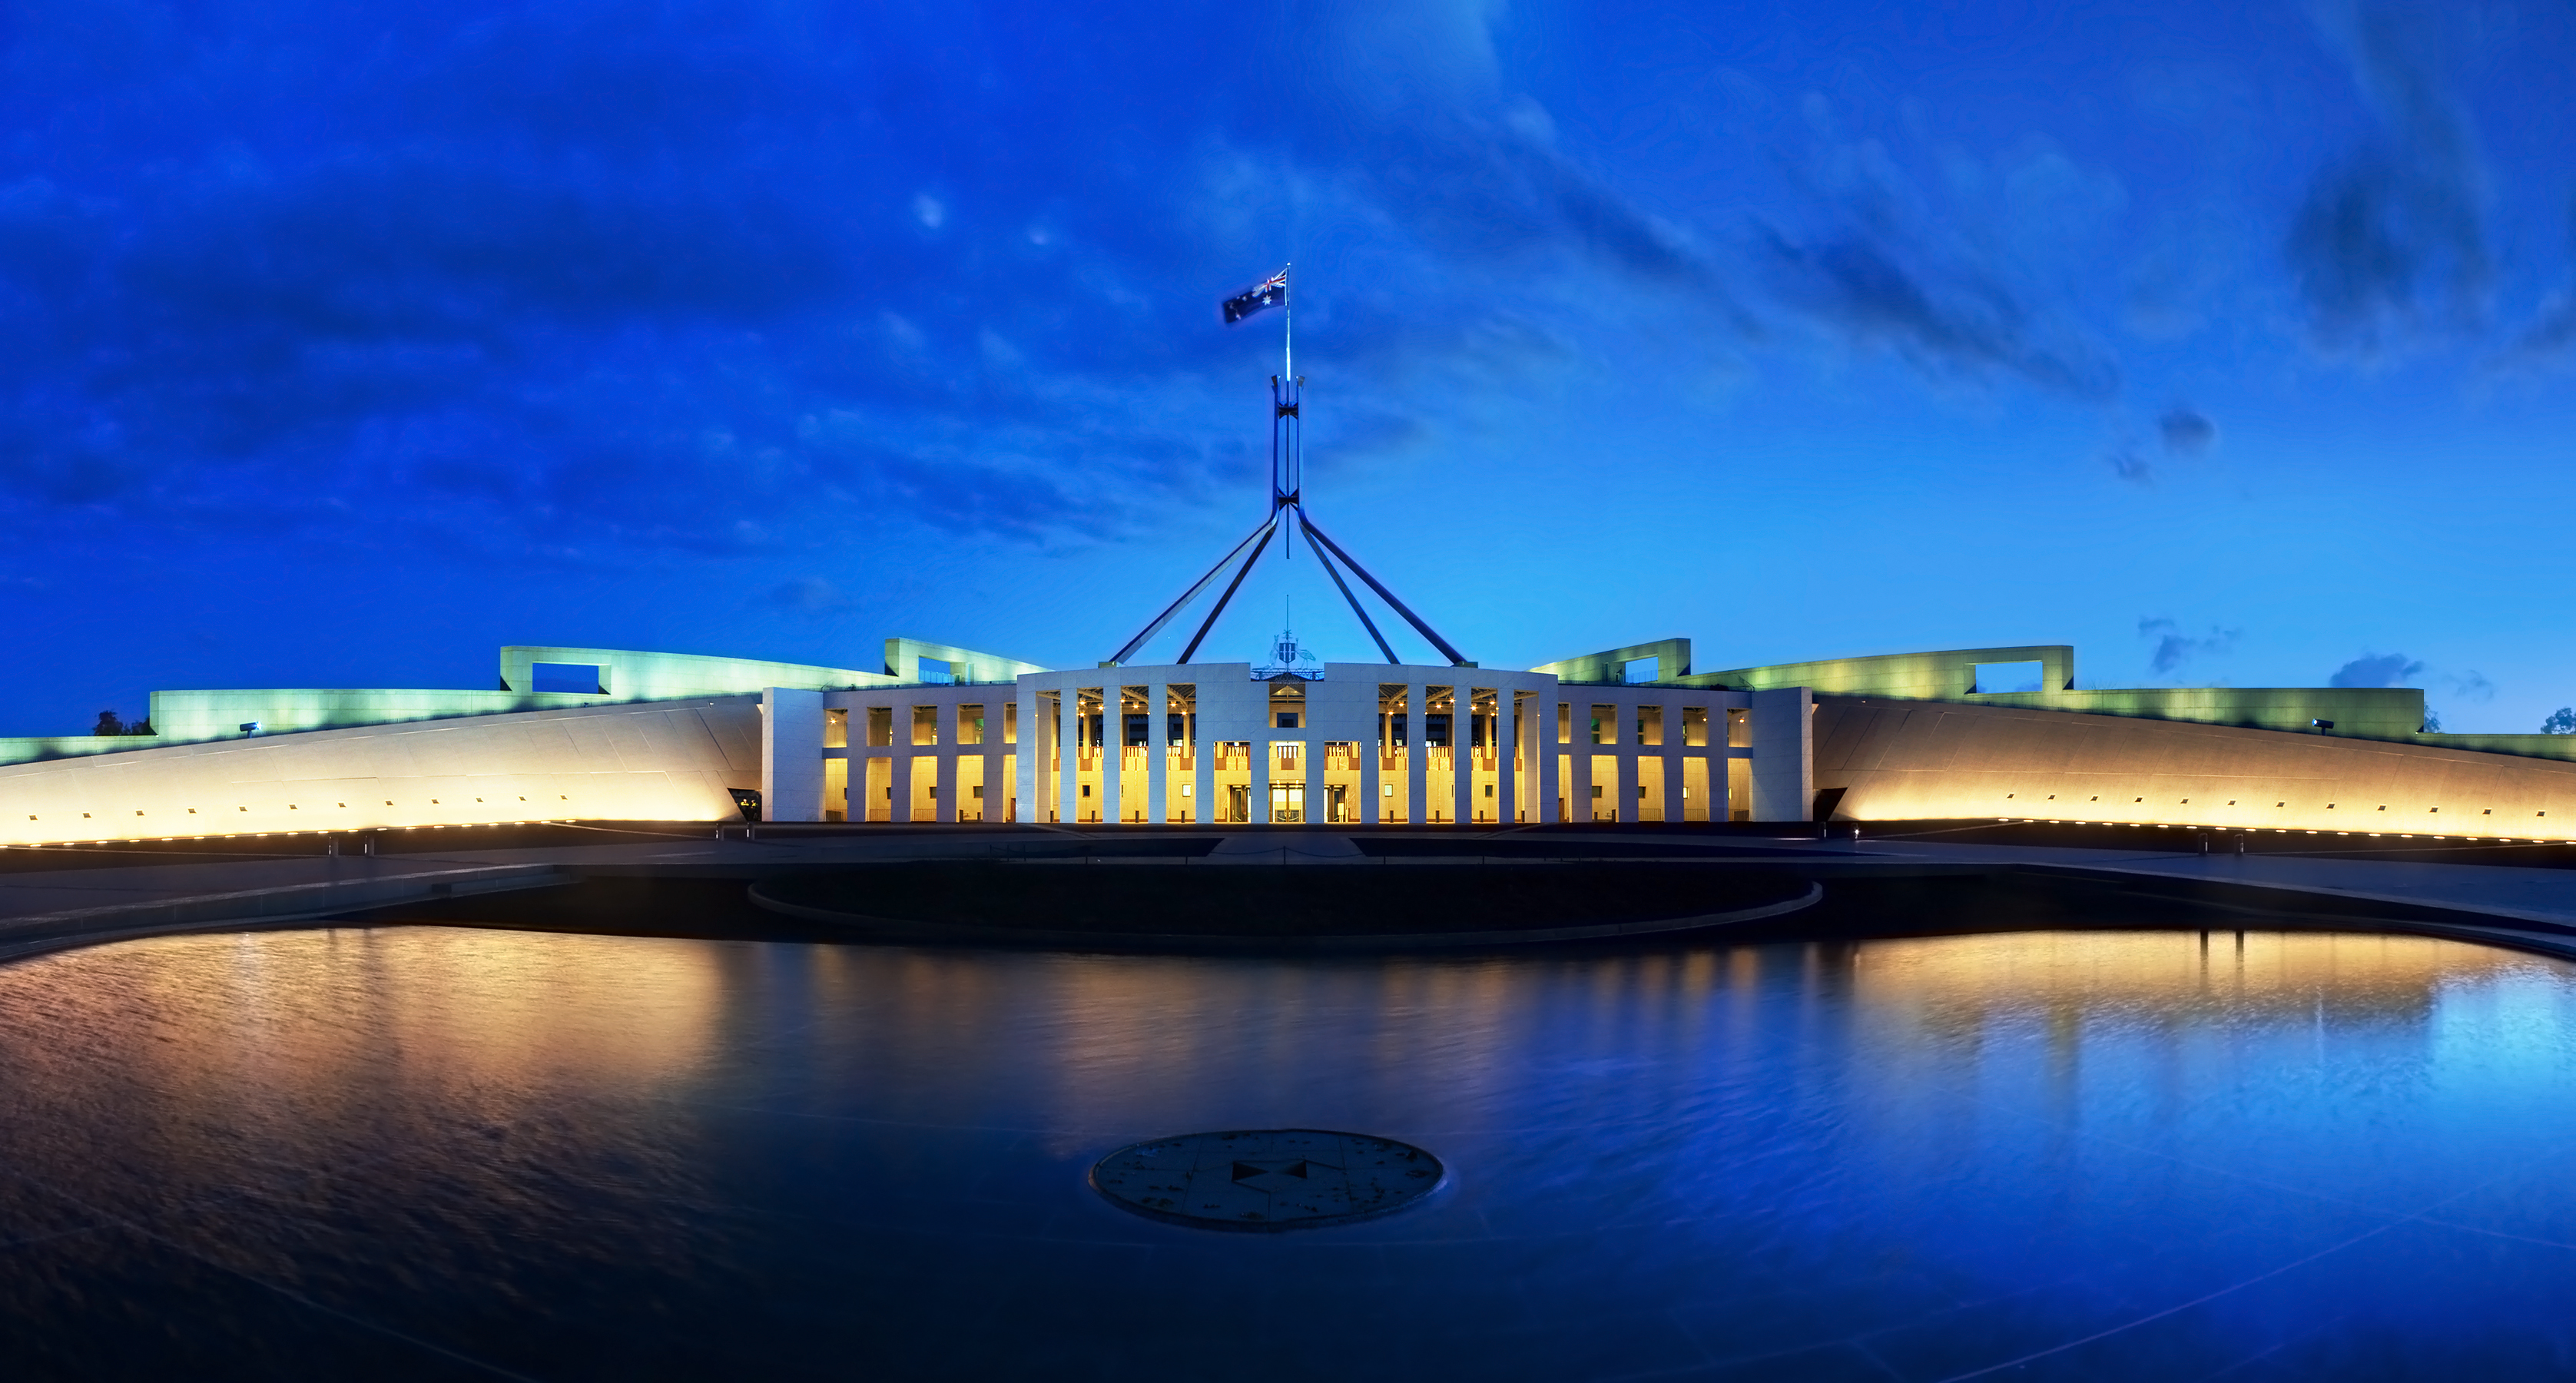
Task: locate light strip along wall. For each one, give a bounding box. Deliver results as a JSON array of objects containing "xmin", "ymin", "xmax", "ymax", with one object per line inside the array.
[
  {"xmin": 1558, "ymin": 638, "xmax": 2432, "ymax": 744},
  {"xmin": 0, "ymin": 698, "xmax": 761, "ymax": 846},
  {"xmin": 499, "ymin": 646, "xmax": 898, "ymax": 698},
  {"xmin": 1815, "ymin": 697, "xmax": 2576, "ymax": 841}
]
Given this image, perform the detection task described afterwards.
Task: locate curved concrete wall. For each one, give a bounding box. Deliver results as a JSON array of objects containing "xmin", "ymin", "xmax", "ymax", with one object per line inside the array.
[
  {"xmin": 0, "ymin": 698, "xmax": 761, "ymax": 846},
  {"xmin": 1815, "ymin": 697, "xmax": 2576, "ymax": 841}
]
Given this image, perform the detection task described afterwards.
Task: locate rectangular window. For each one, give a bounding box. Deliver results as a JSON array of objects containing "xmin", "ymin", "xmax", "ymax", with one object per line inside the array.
[
  {"xmin": 823, "ymin": 708, "xmax": 848, "ymax": 749},
  {"xmin": 1727, "ymin": 707, "xmax": 1750, "ymax": 748},
  {"xmin": 1683, "ymin": 706, "xmax": 1708, "ymax": 748},
  {"xmin": 1973, "ymin": 661, "xmax": 2044, "ymax": 694},
  {"xmin": 1636, "ymin": 705, "xmax": 1664, "ymax": 747},
  {"xmin": 911, "ymin": 756, "xmax": 938, "ymax": 821},
  {"xmin": 823, "ymin": 756, "xmax": 847, "ymax": 821},
  {"xmin": 865, "ymin": 757, "xmax": 891, "ymax": 821},
  {"xmin": 911, "ymin": 705, "xmax": 940, "ymax": 745},
  {"xmin": 957, "ymin": 705, "xmax": 983, "ymax": 745},
  {"xmin": 1591, "ymin": 704, "xmax": 1616, "ymax": 747},
  {"xmin": 1077, "ymin": 688, "xmax": 1105, "ymax": 750},
  {"xmin": 1727, "ymin": 755, "xmax": 1751, "ymax": 821},
  {"xmin": 1123, "ymin": 686, "xmax": 1151, "ymax": 748},
  {"xmin": 1004, "ymin": 701, "xmax": 1019, "ymax": 745},
  {"xmin": 1623, "ymin": 655, "xmax": 1659, "ymax": 685},
  {"xmin": 1275, "ymin": 711, "xmax": 1300, "ymax": 729},
  {"xmin": 530, "ymin": 662, "xmax": 604, "ymax": 694},
  {"xmin": 1557, "ymin": 703, "xmax": 1571, "ymax": 745},
  {"xmin": 866, "ymin": 707, "xmax": 893, "ymax": 748}
]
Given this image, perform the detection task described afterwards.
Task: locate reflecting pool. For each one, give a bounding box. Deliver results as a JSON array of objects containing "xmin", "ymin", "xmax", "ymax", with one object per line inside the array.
[{"xmin": 5, "ymin": 926, "xmax": 2576, "ymax": 1380}]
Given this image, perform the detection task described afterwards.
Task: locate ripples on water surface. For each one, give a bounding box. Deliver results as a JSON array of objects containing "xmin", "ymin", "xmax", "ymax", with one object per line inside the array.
[{"xmin": 4, "ymin": 926, "xmax": 2575, "ymax": 1380}]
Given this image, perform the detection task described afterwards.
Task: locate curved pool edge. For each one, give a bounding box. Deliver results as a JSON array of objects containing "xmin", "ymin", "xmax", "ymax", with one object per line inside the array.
[{"xmin": 741, "ymin": 879, "xmax": 1828, "ymax": 952}]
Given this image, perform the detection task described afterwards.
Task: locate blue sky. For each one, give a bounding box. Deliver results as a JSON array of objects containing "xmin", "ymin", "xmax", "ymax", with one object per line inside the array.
[{"xmin": 4, "ymin": 1, "xmax": 2573, "ymax": 732}]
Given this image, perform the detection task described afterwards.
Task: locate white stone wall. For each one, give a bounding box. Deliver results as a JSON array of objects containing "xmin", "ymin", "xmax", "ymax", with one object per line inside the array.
[{"xmin": 0, "ymin": 698, "xmax": 761, "ymax": 845}]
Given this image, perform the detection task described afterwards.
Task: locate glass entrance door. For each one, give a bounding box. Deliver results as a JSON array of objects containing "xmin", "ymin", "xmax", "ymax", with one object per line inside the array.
[{"xmin": 1269, "ymin": 783, "xmax": 1305, "ymax": 823}]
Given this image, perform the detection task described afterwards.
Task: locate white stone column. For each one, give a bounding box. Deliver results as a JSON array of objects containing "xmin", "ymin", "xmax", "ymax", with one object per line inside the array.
[
  {"xmin": 1361, "ymin": 695, "xmax": 1382, "ymax": 824},
  {"xmin": 1192, "ymin": 692, "xmax": 1213, "ymax": 824},
  {"xmin": 1098, "ymin": 691, "xmax": 1122, "ymax": 826},
  {"xmin": 1056, "ymin": 690, "xmax": 1080, "ymax": 825},
  {"xmin": 1660, "ymin": 698, "xmax": 1685, "ymax": 825},
  {"xmin": 1405, "ymin": 680, "xmax": 1428, "ymax": 825},
  {"xmin": 1748, "ymin": 686, "xmax": 1815, "ymax": 821},
  {"xmin": 892, "ymin": 739, "xmax": 916, "ymax": 824},
  {"xmin": 1537, "ymin": 687, "xmax": 1561, "ymax": 823},
  {"xmin": 1453, "ymin": 689, "xmax": 1476, "ymax": 826},
  {"xmin": 1015, "ymin": 685, "xmax": 1040, "ymax": 823},
  {"xmin": 1147, "ymin": 680, "xmax": 1169, "ymax": 824},
  {"xmin": 759, "ymin": 688, "xmax": 826, "ymax": 823},
  {"xmin": 1250, "ymin": 701, "xmax": 1273, "ymax": 825}
]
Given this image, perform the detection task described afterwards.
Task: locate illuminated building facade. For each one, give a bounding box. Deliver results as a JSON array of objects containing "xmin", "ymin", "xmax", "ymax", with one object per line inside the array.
[{"xmin": 6, "ymin": 632, "xmax": 2576, "ymax": 844}]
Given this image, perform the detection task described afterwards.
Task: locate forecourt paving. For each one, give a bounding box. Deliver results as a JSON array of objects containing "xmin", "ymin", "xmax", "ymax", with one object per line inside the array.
[{"xmin": 3, "ymin": 824, "xmax": 2575, "ymax": 965}]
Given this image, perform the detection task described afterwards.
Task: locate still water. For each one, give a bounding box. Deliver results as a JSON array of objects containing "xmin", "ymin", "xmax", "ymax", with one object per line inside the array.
[{"xmin": 4, "ymin": 926, "xmax": 2576, "ymax": 1381}]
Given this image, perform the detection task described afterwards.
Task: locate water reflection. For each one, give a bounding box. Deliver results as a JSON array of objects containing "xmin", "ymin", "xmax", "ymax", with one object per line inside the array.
[{"xmin": 2, "ymin": 925, "xmax": 2573, "ymax": 1379}]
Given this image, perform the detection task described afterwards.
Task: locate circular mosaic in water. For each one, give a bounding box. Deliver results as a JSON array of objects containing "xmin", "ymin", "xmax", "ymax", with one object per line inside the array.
[{"xmin": 1089, "ymin": 1129, "xmax": 1446, "ymax": 1231}]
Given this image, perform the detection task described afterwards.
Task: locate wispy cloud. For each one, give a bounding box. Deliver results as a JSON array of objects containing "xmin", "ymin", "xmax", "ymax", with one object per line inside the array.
[
  {"xmin": 2139, "ymin": 617, "xmax": 2239, "ymax": 675},
  {"xmin": 2329, "ymin": 651, "xmax": 2425, "ymax": 687},
  {"xmin": 2157, "ymin": 407, "xmax": 2217, "ymax": 454},
  {"xmin": 2444, "ymin": 669, "xmax": 2496, "ymax": 701},
  {"xmin": 2285, "ymin": 2, "xmax": 2491, "ymax": 354}
]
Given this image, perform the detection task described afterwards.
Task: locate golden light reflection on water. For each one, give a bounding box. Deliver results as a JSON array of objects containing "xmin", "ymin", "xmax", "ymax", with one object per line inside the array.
[
  {"xmin": 1848, "ymin": 930, "xmax": 2539, "ymax": 1030},
  {"xmin": 5, "ymin": 924, "xmax": 2575, "ymax": 1374},
  {"xmin": 0, "ymin": 925, "xmax": 735, "ymax": 1294}
]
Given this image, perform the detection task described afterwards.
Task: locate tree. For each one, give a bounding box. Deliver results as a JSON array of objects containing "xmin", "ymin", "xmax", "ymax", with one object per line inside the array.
[
  {"xmin": 92, "ymin": 710, "xmax": 124, "ymax": 737},
  {"xmin": 2422, "ymin": 709, "xmax": 2443, "ymax": 733},
  {"xmin": 2546, "ymin": 708, "xmax": 2576, "ymax": 735}
]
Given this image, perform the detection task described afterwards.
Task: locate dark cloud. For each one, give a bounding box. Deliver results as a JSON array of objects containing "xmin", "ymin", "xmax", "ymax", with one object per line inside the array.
[
  {"xmin": 2108, "ymin": 449, "xmax": 2154, "ymax": 485},
  {"xmin": 2286, "ymin": 3, "xmax": 2489, "ymax": 352},
  {"xmin": 1760, "ymin": 229, "xmax": 2118, "ymax": 399},
  {"xmin": 0, "ymin": 2, "xmax": 1786, "ymax": 565},
  {"xmin": 2444, "ymin": 669, "xmax": 2495, "ymax": 702},
  {"xmin": 2157, "ymin": 407, "xmax": 2216, "ymax": 454},
  {"xmin": 0, "ymin": 2, "xmax": 1291, "ymax": 555},
  {"xmin": 2329, "ymin": 652, "xmax": 2425, "ymax": 687},
  {"xmin": 2139, "ymin": 617, "xmax": 2237, "ymax": 675}
]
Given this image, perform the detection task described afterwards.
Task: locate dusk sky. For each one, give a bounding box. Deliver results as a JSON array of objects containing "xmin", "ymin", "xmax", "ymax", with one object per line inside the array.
[{"xmin": 5, "ymin": 1, "xmax": 2573, "ymax": 733}]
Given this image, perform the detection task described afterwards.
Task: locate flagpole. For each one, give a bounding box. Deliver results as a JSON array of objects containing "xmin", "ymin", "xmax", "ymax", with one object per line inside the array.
[{"xmin": 1281, "ymin": 263, "xmax": 1293, "ymax": 559}]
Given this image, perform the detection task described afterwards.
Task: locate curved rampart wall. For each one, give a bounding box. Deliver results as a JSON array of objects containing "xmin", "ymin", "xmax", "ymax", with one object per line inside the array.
[
  {"xmin": 1816, "ymin": 697, "xmax": 2576, "ymax": 841},
  {"xmin": 0, "ymin": 698, "xmax": 761, "ymax": 846}
]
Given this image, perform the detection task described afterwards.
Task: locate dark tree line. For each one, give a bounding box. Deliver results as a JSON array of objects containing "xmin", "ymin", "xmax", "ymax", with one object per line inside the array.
[{"xmin": 91, "ymin": 711, "xmax": 154, "ymax": 736}]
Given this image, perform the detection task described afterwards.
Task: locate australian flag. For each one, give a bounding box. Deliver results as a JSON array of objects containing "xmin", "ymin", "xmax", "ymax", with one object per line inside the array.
[{"xmin": 1222, "ymin": 267, "xmax": 1289, "ymax": 323}]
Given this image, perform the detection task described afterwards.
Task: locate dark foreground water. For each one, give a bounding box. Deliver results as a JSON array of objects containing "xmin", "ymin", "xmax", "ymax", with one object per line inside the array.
[{"xmin": 5, "ymin": 927, "xmax": 2576, "ymax": 1381}]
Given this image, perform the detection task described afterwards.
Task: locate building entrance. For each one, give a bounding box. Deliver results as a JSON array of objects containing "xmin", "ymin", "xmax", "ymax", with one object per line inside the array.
[
  {"xmin": 1270, "ymin": 782, "xmax": 1305, "ymax": 823},
  {"xmin": 1324, "ymin": 784, "xmax": 1349, "ymax": 823}
]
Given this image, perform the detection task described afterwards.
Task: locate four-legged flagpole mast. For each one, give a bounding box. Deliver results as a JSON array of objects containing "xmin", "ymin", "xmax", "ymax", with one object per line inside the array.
[{"xmin": 1106, "ymin": 266, "xmax": 1470, "ymax": 668}]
